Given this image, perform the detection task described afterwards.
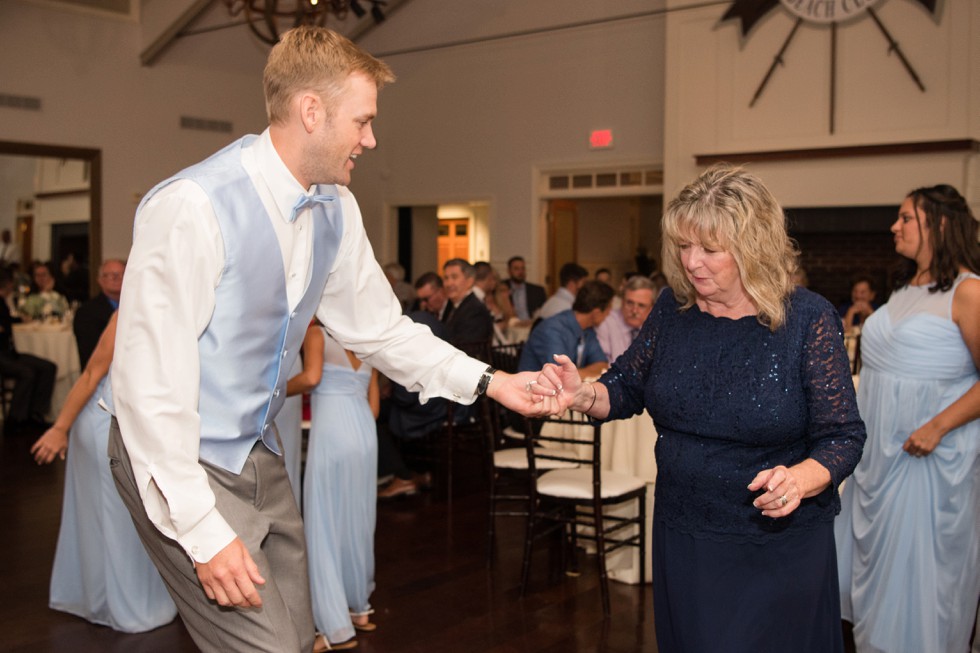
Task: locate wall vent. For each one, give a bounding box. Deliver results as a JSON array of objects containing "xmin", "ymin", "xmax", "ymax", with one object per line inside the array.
[
  {"xmin": 544, "ymin": 166, "xmax": 663, "ymax": 196},
  {"xmin": 180, "ymin": 116, "xmax": 233, "ymax": 133},
  {"xmin": 0, "ymin": 93, "xmax": 42, "ymax": 111}
]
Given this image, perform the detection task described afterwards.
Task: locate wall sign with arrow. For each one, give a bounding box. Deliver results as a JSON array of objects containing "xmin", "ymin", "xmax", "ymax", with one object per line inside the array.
[{"xmin": 720, "ymin": 0, "xmax": 939, "ymax": 133}]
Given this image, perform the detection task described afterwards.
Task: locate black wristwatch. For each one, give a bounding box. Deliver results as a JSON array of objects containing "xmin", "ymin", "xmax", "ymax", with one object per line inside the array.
[{"xmin": 476, "ymin": 366, "xmax": 496, "ymax": 395}]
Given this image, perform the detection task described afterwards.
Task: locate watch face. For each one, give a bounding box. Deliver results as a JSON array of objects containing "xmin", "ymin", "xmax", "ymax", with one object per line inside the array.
[{"xmin": 778, "ymin": 0, "xmax": 884, "ymax": 24}]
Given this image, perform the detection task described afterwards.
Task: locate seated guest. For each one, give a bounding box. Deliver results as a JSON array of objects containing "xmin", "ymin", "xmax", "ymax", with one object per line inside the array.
[
  {"xmin": 474, "ymin": 261, "xmax": 516, "ymax": 344},
  {"xmin": 0, "ymin": 268, "xmax": 56, "ymax": 434},
  {"xmin": 73, "ymin": 259, "xmax": 125, "ymax": 369},
  {"xmin": 20, "ymin": 261, "xmax": 69, "ymax": 321},
  {"xmin": 595, "ymin": 267, "xmax": 613, "ymax": 286},
  {"xmin": 443, "ymin": 258, "xmax": 494, "ymax": 353},
  {"xmin": 519, "ymin": 280, "xmax": 613, "ymax": 379},
  {"xmin": 837, "ymin": 275, "xmax": 879, "ymax": 332},
  {"xmin": 382, "ymin": 261, "xmax": 415, "ymax": 314},
  {"xmin": 595, "ymin": 275, "xmax": 657, "ymax": 363},
  {"xmin": 29, "ymin": 313, "xmax": 177, "ymax": 632},
  {"xmin": 378, "ymin": 310, "xmax": 448, "ymax": 499},
  {"xmin": 538, "ymin": 262, "xmax": 589, "ymax": 320},
  {"xmin": 504, "ymin": 255, "xmax": 546, "ymax": 321},
  {"xmin": 413, "ymin": 271, "xmax": 450, "ymax": 321}
]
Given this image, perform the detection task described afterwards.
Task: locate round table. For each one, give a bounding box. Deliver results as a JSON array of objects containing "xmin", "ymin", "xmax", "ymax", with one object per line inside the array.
[{"xmin": 13, "ymin": 321, "xmax": 81, "ymax": 419}]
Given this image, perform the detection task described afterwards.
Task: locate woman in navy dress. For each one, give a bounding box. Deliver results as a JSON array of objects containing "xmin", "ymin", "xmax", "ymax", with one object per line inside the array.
[{"xmin": 535, "ymin": 164, "xmax": 866, "ymax": 652}]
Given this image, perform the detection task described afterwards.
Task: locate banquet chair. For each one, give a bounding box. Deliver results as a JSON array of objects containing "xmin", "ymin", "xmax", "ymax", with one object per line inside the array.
[
  {"xmin": 519, "ymin": 410, "xmax": 646, "ymax": 616},
  {"xmin": 484, "ymin": 407, "xmax": 578, "ymax": 567},
  {"xmin": 418, "ymin": 337, "xmax": 495, "ymax": 509}
]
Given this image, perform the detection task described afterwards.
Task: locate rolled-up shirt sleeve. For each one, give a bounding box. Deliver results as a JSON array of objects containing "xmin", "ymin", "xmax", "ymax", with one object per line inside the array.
[
  {"xmin": 317, "ymin": 188, "xmax": 486, "ymax": 403},
  {"xmin": 111, "ymin": 180, "xmax": 236, "ymax": 564}
]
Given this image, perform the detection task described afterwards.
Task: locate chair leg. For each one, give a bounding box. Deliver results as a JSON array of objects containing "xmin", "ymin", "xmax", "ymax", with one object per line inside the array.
[
  {"xmin": 594, "ymin": 499, "xmax": 611, "ymax": 617},
  {"xmin": 519, "ymin": 499, "xmax": 536, "ymax": 596},
  {"xmin": 486, "ymin": 472, "xmax": 497, "ymax": 568}
]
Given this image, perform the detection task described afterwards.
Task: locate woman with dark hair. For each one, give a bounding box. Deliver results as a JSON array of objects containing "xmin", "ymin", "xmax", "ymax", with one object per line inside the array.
[
  {"xmin": 835, "ymin": 184, "xmax": 980, "ymax": 653},
  {"xmin": 534, "ymin": 164, "xmax": 866, "ymax": 652}
]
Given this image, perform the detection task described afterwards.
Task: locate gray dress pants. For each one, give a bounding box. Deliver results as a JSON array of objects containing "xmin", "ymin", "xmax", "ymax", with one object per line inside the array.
[{"xmin": 108, "ymin": 418, "xmax": 314, "ymax": 652}]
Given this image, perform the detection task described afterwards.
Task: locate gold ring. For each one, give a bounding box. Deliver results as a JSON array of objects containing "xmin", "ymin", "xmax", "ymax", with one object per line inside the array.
[{"xmin": 779, "ymin": 495, "xmax": 788, "ymax": 507}]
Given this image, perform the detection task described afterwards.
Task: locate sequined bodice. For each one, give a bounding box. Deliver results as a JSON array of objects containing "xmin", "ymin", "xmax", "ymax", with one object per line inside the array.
[{"xmin": 601, "ymin": 288, "xmax": 866, "ymax": 542}]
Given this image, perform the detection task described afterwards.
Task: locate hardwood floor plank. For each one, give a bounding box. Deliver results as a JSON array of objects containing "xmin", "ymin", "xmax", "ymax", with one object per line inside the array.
[{"xmin": 1, "ymin": 430, "xmax": 654, "ymax": 652}]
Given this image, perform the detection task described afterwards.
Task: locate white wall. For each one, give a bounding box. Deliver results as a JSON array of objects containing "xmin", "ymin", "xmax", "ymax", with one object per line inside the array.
[
  {"xmin": 354, "ymin": 0, "xmax": 667, "ymax": 283},
  {"xmin": 1, "ymin": 1, "xmax": 667, "ymax": 280},
  {"xmin": 664, "ymin": 0, "xmax": 980, "ymax": 209},
  {"xmin": 0, "ymin": 1, "xmax": 269, "ymax": 260}
]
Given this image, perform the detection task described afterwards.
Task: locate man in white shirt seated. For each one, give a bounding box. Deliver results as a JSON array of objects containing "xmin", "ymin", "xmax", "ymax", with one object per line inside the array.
[
  {"xmin": 538, "ymin": 262, "xmax": 588, "ymax": 320},
  {"xmin": 595, "ymin": 275, "xmax": 657, "ymax": 363}
]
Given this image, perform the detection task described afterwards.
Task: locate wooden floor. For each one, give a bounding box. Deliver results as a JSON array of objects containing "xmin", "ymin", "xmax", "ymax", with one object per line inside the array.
[{"xmin": 0, "ymin": 430, "xmax": 657, "ymax": 653}]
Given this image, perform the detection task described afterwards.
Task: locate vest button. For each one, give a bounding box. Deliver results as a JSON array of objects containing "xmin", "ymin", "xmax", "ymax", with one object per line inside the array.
[{"xmin": 273, "ymin": 389, "xmax": 280, "ymax": 397}]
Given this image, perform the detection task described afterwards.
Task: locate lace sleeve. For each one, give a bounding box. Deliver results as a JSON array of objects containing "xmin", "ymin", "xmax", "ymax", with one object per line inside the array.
[{"xmin": 800, "ymin": 304, "xmax": 867, "ymax": 487}]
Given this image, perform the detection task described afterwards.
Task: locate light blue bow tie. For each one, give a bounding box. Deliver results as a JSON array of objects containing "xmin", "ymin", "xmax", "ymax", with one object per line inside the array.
[{"xmin": 289, "ymin": 193, "xmax": 335, "ymax": 223}]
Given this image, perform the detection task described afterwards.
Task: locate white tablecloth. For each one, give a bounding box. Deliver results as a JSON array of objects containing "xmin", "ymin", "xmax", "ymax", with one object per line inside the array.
[{"xmin": 13, "ymin": 322, "xmax": 81, "ymax": 419}]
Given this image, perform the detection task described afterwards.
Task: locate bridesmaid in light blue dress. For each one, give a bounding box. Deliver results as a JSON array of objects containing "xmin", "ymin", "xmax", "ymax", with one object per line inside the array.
[
  {"xmin": 287, "ymin": 322, "xmax": 379, "ymax": 651},
  {"xmin": 836, "ymin": 185, "xmax": 980, "ymax": 653},
  {"xmin": 31, "ymin": 314, "xmax": 177, "ymax": 632}
]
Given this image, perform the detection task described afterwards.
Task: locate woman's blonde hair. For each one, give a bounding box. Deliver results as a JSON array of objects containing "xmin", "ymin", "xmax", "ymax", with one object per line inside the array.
[
  {"xmin": 661, "ymin": 164, "xmax": 799, "ymax": 330},
  {"xmin": 264, "ymin": 26, "xmax": 395, "ymax": 125}
]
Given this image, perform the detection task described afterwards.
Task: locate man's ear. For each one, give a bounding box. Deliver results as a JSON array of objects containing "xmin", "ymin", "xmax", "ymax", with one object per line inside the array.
[{"xmin": 298, "ymin": 92, "xmax": 321, "ymax": 134}]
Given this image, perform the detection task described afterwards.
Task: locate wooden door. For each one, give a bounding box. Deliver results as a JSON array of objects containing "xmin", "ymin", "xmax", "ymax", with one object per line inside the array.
[
  {"xmin": 547, "ymin": 200, "xmax": 577, "ymax": 294},
  {"xmin": 437, "ymin": 218, "xmax": 469, "ymax": 271}
]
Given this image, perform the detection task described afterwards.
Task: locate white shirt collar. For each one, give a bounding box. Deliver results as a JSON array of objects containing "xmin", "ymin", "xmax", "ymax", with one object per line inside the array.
[{"xmin": 249, "ymin": 129, "xmax": 310, "ymax": 224}]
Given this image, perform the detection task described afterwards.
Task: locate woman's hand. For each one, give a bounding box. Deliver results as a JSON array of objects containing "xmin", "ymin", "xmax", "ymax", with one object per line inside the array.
[
  {"xmin": 30, "ymin": 426, "xmax": 69, "ymax": 464},
  {"xmin": 486, "ymin": 370, "xmax": 564, "ymax": 417},
  {"xmin": 748, "ymin": 460, "xmax": 831, "ymax": 519},
  {"xmin": 902, "ymin": 421, "xmax": 944, "ymax": 457},
  {"xmin": 537, "ymin": 354, "xmax": 582, "ymax": 406}
]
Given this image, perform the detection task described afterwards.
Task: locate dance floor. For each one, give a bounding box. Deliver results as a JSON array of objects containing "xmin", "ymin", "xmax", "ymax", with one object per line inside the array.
[{"xmin": 0, "ymin": 430, "xmax": 657, "ymax": 653}]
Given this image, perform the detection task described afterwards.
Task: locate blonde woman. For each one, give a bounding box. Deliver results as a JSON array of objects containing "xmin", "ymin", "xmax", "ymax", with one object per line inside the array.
[{"xmin": 537, "ymin": 164, "xmax": 866, "ymax": 652}]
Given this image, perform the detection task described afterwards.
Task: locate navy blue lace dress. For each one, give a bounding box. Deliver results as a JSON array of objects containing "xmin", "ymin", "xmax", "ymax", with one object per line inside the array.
[{"xmin": 601, "ymin": 287, "xmax": 865, "ymax": 652}]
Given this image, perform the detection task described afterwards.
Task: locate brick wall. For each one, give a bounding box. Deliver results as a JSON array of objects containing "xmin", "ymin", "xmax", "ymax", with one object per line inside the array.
[{"xmin": 794, "ymin": 232, "xmax": 900, "ymax": 308}]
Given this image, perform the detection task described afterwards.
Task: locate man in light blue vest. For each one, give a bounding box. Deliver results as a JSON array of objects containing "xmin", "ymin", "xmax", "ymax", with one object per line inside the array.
[{"xmin": 107, "ymin": 26, "xmax": 560, "ymax": 653}]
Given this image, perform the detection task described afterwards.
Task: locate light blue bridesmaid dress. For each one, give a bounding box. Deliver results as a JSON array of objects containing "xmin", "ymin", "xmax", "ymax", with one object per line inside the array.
[
  {"xmin": 836, "ymin": 273, "xmax": 980, "ymax": 653},
  {"xmin": 48, "ymin": 377, "xmax": 177, "ymax": 632},
  {"xmin": 303, "ymin": 329, "xmax": 377, "ymax": 645}
]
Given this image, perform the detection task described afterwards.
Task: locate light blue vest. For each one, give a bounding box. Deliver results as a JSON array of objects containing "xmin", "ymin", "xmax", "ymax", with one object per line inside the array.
[{"xmin": 134, "ymin": 136, "xmax": 343, "ymax": 473}]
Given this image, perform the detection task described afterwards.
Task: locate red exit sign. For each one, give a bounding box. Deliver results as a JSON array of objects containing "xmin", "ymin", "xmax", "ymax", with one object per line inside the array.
[{"xmin": 589, "ymin": 129, "xmax": 614, "ymax": 149}]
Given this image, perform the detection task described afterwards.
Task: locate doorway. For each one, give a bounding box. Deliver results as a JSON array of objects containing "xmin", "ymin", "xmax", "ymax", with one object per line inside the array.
[{"xmin": 0, "ymin": 140, "xmax": 101, "ymax": 296}]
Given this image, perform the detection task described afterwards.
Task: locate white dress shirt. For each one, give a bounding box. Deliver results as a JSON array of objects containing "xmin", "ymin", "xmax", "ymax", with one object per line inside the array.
[
  {"xmin": 112, "ymin": 130, "xmax": 486, "ymax": 563},
  {"xmin": 538, "ymin": 287, "xmax": 575, "ymax": 320}
]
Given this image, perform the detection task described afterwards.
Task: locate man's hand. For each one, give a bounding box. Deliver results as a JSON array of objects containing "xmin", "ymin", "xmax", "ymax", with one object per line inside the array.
[
  {"xmin": 485, "ymin": 370, "xmax": 563, "ymax": 417},
  {"xmin": 194, "ymin": 537, "xmax": 266, "ymax": 608}
]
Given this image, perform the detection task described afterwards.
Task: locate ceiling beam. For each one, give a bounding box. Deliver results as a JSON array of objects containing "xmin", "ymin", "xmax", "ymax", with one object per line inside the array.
[{"xmin": 140, "ymin": 0, "xmax": 214, "ymax": 67}]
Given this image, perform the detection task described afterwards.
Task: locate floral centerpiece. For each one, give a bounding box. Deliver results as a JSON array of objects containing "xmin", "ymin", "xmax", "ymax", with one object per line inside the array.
[{"xmin": 18, "ymin": 291, "xmax": 69, "ymax": 322}]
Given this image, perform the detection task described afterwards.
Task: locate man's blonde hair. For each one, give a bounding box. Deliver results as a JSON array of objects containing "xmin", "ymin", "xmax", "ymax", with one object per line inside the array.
[
  {"xmin": 264, "ymin": 26, "xmax": 395, "ymax": 124},
  {"xmin": 661, "ymin": 164, "xmax": 799, "ymax": 330}
]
